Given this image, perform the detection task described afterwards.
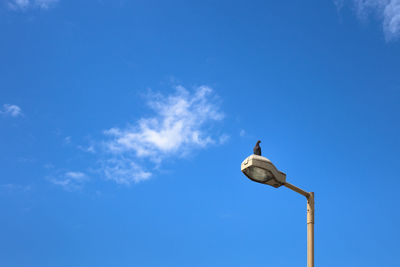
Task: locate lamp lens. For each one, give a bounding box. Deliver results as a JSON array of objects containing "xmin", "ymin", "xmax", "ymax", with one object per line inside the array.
[{"xmin": 244, "ymin": 166, "xmax": 274, "ymax": 183}]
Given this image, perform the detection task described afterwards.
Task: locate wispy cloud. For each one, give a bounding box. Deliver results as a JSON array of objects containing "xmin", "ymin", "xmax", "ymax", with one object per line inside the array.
[
  {"xmin": 383, "ymin": 0, "xmax": 400, "ymax": 39},
  {"xmin": 104, "ymin": 86, "xmax": 224, "ymax": 159},
  {"xmin": 63, "ymin": 136, "xmax": 72, "ymax": 145},
  {"xmin": 102, "ymin": 157, "xmax": 152, "ymax": 185},
  {"xmin": 336, "ymin": 0, "xmax": 400, "ymax": 41},
  {"xmin": 8, "ymin": 0, "xmax": 59, "ymax": 10},
  {"xmin": 8, "ymin": 0, "xmax": 29, "ymax": 9},
  {"xmin": 34, "ymin": 0, "xmax": 58, "ymax": 9},
  {"xmin": 45, "ymin": 85, "xmax": 226, "ymax": 190},
  {"xmin": 0, "ymin": 184, "xmax": 31, "ymax": 193},
  {"xmin": 49, "ymin": 171, "xmax": 89, "ymax": 191},
  {"xmin": 77, "ymin": 144, "xmax": 95, "ymax": 153},
  {"xmin": 1, "ymin": 104, "xmax": 22, "ymax": 117},
  {"xmin": 100, "ymin": 85, "xmax": 226, "ymax": 185}
]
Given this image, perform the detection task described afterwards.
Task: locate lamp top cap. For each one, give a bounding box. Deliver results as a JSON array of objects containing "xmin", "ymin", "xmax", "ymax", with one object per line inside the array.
[{"xmin": 242, "ymin": 154, "xmax": 271, "ymax": 164}]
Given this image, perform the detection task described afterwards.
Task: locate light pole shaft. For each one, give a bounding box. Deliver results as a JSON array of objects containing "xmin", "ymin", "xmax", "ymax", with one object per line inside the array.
[
  {"xmin": 307, "ymin": 192, "xmax": 315, "ymax": 267},
  {"xmin": 284, "ymin": 183, "xmax": 314, "ymax": 267}
]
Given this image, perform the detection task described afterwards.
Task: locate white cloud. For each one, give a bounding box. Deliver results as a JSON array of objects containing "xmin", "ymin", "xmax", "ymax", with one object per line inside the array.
[
  {"xmin": 78, "ymin": 144, "xmax": 95, "ymax": 153},
  {"xmin": 8, "ymin": 0, "xmax": 29, "ymax": 9},
  {"xmin": 8, "ymin": 0, "xmax": 58, "ymax": 10},
  {"xmin": 49, "ymin": 171, "xmax": 88, "ymax": 191},
  {"xmin": 64, "ymin": 136, "xmax": 71, "ymax": 144},
  {"xmin": 219, "ymin": 134, "xmax": 230, "ymax": 144},
  {"xmin": 104, "ymin": 86, "xmax": 224, "ymax": 158},
  {"xmin": 101, "ymin": 85, "xmax": 226, "ymax": 185},
  {"xmin": 65, "ymin": 171, "xmax": 87, "ymax": 180},
  {"xmin": 383, "ymin": 0, "xmax": 400, "ymax": 39},
  {"xmin": 34, "ymin": 0, "xmax": 58, "ymax": 9},
  {"xmin": 0, "ymin": 184, "xmax": 31, "ymax": 193},
  {"xmin": 1, "ymin": 104, "xmax": 22, "ymax": 117},
  {"xmin": 102, "ymin": 157, "xmax": 152, "ymax": 185},
  {"xmin": 334, "ymin": 0, "xmax": 345, "ymax": 10},
  {"xmin": 339, "ymin": 0, "xmax": 400, "ymax": 40}
]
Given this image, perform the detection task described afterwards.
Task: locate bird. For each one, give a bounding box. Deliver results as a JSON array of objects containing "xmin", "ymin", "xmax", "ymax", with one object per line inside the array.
[{"xmin": 253, "ymin": 140, "xmax": 261, "ymax": 156}]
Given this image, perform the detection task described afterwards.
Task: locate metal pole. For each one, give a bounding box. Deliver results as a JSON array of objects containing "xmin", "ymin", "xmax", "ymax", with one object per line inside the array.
[
  {"xmin": 284, "ymin": 183, "xmax": 314, "ymax": 267},
  {"xmin": 307, "ymin": 192, "xmax": 315, "ymax": 267},
  {"xmin": 284, "ymin": 182, "xmax": 310, "ymax": 198}
]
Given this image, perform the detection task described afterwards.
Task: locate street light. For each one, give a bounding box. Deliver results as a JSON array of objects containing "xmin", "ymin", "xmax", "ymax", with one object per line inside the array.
[{"xmin": 241, "ymin": 154, "xmax": 315, "ymax": 267}]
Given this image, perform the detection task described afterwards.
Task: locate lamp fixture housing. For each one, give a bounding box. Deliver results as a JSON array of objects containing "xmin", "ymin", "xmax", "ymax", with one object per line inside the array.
[{"xmin": 241, "ymin": 155, "xmax": 286, "ymax": 188}]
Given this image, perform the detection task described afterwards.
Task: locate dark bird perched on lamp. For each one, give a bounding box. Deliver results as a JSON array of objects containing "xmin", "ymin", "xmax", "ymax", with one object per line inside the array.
[{"xmin": 253, "ymin": 140, "xmax": 261, "ymax": 156}]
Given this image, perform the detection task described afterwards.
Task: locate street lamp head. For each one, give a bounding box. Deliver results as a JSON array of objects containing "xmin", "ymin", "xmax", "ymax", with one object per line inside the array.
[{"xmin": 241, "ymin": 154, "xmax": 286, "ymax": 188}]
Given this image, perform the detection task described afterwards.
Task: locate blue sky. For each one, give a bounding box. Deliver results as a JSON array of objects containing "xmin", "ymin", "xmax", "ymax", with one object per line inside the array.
[{"xmin": 1, "ymin": 0, "xmax": 400, "ymax": 266}]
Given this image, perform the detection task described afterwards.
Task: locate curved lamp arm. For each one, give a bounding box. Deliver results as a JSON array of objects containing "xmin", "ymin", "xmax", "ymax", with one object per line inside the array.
[{"xmin": 284, "ymin": 182, "xmax": 311, "ymax": 198}]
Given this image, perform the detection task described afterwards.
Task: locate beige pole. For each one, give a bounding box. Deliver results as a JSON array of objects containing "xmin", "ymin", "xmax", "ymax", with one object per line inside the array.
[
  {"xmin": 284, "ymin": 183, "xmax": 314, "ymax": 267},
  {"xmin": 307, "ymin": 192, "xmax": 315, "ymax": 267}
]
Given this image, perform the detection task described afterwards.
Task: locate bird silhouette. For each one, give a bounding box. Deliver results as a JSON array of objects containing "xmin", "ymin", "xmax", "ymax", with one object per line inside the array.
[{"xmin": 253, "ymin": 140, "xmax": 261, "ymax": 156}]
